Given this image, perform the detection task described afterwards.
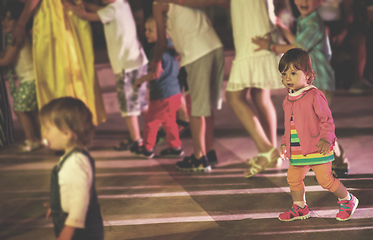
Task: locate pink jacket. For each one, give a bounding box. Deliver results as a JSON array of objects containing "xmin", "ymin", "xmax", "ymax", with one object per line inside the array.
[{"xmin": 281, "ymin": 88, "xmax": 336, "ymax": 158}]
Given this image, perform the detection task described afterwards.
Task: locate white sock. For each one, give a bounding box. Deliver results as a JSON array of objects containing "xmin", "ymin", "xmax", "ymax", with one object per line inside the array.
[
  {"xmin": 294, "ymin": 201, "xmax": 306, "ymax": 208},
  {"xmin": 339, "ymin": 192, "xmax": 351, "ymax": 201}
]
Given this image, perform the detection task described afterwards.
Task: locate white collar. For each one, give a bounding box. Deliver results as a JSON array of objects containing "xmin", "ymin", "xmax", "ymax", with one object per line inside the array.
[{"xmin": 288, "ymin": 85, "xmax": 316, "ymax": 97}]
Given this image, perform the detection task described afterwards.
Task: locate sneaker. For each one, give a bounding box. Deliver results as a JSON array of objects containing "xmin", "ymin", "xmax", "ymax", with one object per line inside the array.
[
  {"xmin": 206, "ymin": 150, "xmax": 218, "ymax": 167},
  {"xmin": 129, "ymin": 139, "xmax": 143, "ymax": 154},
  {"xmin": 176, "ymin": 154, "xmax": 211, "ymax": 172},
  {"xmin": 134, "ymin": 146, "xmax": 154, "ymax": 159},
  {"xmin": 159, "ymin": 147, "xmax": 184, "ymax": 158},
  {"xmin": 20, "ymin": 140, "xmax": 41, "ymax": 152},
  {"xmin": 113, "ymin": 138, "xmax": 133, "ymax": 151},
  {"xmin": 336, "ymin": 193, "xmax": 359, "ymax": 221},
  {"xmin": 278, "ymin": 204, "xmax": 310, "ymax": 222}
]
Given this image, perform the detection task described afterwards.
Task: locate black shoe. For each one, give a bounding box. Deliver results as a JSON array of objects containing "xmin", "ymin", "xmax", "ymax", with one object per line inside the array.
[
  {"xmin": 133, "ymin": 145, "xmax": 154, "ymax": 159},
  {"xmin": 176, "ymin": 154, "xmax": 211, "ymax": 172},
  {"xmin": 159, "ymin": 147, "xmax": 184, "ymax": 158},
  {"xmin": 129, "ymin": 139, "xmax": 143, "ymax": 154},
  {"xmin": 206, "ymin": 150, "xmax": 218, "ymax": 167},
  {"xmin": 156, "ymin": 128, "xmax": 166, "ymax": 144},
  {"xmin": 113, "ymin": 138, "xmax": 133, "ymax": 151}
]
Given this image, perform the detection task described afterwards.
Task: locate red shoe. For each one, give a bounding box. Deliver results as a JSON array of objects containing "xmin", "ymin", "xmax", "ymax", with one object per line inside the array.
[
  {"xmin": 336, "ymin": 193, "xmax": 359, "ymax": 221},
  {"xmin": 278, "ymin": 204, "xmax": 310, "ymax": 222}
]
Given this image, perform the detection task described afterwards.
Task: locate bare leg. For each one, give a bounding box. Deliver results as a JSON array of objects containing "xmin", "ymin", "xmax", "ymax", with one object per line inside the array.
[
  {"xmin": 332, "ymin": 182, "xmax": 349, "ymax": 199},
  {"xmin": 15, "ymin": 111, "xmax": 38, "ymax": 142},
  {"xmin": 177, "ymin": 94, "xmax": 189, "ymax": 123},
  {"xmin": 29, "ymin": 109, "xmax": 41, "ymax": 140},
  {"xmin": 189, "ymin": 116, "xmax": 206, "ymax": 159},
  {"xmin": 291, "ymin": 189, "xmax": 306, "ymax": 203},
  {"xmin": 124, "ymin": 115, "xmax": 141, "ymax": 142},
  {"xmin": 251, "ymin": 88, "xmax": 277, "ymax": 147},
  {"xmin": 205, "ymin": 110, "xmax": 214, "ymax": 153},
  {"xmin": 226, "ymin": 89, "xmax": 278, "ymax": 167}
]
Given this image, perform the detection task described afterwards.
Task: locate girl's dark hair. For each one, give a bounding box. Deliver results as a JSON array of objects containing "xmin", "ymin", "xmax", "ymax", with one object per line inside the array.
[
  {"xmin": 40, "ymin": 97, "xmax": 95, "ymax": 147},
  {"xmin": 2, "ymin": 0, "xmax": 33, "ymax": 32},
  {"xmin": 278, "ymin": 48, "xmax": 315, "ymax": 84}
]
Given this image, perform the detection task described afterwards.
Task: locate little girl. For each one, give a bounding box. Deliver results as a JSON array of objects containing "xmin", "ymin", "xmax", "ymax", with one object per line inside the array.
[
  {"xmin": 40, "ymin": 97, "xmax": 104, "ymax": 239},
  {"xmin": 278, "ymin": 48, "xmax": 358, "ymax": 222},
  {"xmin": 1, "ymin": 0, "xmax": 40, "ymax": 152}
]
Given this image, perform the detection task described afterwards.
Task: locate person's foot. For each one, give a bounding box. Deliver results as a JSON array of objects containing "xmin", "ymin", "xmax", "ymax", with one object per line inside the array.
[
  {"xmin": 134, "ymin": 146, "xmax": 154, "ymax": 159},
  {"xmin": 336, "ymin": 193, "xmax": 359, "ymax": 221},
  {"xmin": 245, "ymin": 148, "xmax": 279, "ymax": 178},
  {"xmin": 176, "ymin": 154, "xmax": 211, "ymax": 172},
  {"xmin": 19, "ymin": 140, "xmax": 41, "ymax": 153},
  {"xmin": 349, "ymin": 78, "xmax": 373, "ymax": 94},
  {"xmin": 159, "ymin": 147, "xmax": 184, "ymax": 158},
  {"xmin": 206, "ymin": 150, "xmax": 218, "ymax": 167},
  {"xmin": 278, "ymin": 204, "xmax": 310, "ymax": 222},
  {"xmin": 113, "ymin": 138, "xmax": 133, "ymax": 151},
  {"xmin": 129, "ymin": 139, "xmax": 143, "ymax": 154}
]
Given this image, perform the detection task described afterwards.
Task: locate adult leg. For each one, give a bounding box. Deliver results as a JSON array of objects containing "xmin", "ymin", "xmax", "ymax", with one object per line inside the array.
[
  {"xmin": 205, "ymin": 110, "xmax": 214, "ymax": 153},
  {"xmin": 124, "ymin": 116, "xmax": 142, "ymax": 142},
  {"xmin": 226, "ymin": 89, "xmax": 278, "ymax": 167},
  {"xmin": 250, "ymin": 88, "xmax": 277, "ymax": 147},
  {"xmin": 15, "ymin": 111, "xmax": 38, "ymax": 142},
  {"xmin": 189, "ymin": 116, "xmax": 206, "ymax": 159},
  {"xmin": 29, "ymin": 109, "xmax": 41, "ymax": 140}
]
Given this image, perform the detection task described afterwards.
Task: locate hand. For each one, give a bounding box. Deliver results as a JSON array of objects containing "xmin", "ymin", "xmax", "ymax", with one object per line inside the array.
[
  {"xmin": 251, "ymin": 35, "xmax": 270, "ymax": 52},
  {"xmin": 316, "ymin": 139, "xmax": 331, "ymax": 155},
  {"xmin": 44, "ymin": 202, "xmax": 51, "ymax": 220},
  {"xmin": 280, "ymin": 145, "xmax": 286, "ymax": 160},
  {"xmin": 11, "ymin": 24, "xmax": 26, "ymax": 47},
  {"xmin": 135, "ymin": 73, "xmax": 154, "ymax": 88}
]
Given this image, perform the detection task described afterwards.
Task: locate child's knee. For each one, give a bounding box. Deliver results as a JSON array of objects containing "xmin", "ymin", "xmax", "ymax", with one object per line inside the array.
[{"xmin": 287, "ymin": 176, "xmax": 305, "ymax": 192}]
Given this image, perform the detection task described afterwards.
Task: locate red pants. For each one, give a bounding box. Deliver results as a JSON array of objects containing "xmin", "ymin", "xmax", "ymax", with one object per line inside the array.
[{"xmin": 144, "ymin": 93, "xmax": 182, "ymax": 151}]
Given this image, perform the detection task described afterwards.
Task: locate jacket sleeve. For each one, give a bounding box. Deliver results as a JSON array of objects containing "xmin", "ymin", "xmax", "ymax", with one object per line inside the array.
[{"xmin": 313, "ymin": 91, "xmax": 336, "ymax": 145}]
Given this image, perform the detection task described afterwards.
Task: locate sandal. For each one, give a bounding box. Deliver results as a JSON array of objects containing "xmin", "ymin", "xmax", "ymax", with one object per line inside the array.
[{"xmin": 245, "ymin": 147, "xmax": 280, "ymax": 178}]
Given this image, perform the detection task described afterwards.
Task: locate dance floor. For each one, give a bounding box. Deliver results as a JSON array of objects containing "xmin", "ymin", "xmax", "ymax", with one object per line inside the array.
[{"xmin": 0, "ymin": 61, "xmax": 373, "ymax": 239}]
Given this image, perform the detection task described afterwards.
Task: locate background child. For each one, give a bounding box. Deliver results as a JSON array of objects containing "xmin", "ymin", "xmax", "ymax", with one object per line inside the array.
[
  {"xmin": 134, "ymin": 16, "xmax": 183, "ymax": 159},
  {"xmin": 151, "ymin": 1, "xmax": 225, "ymax": 171},
  {"xmin": 40, "ymin": 97, "xmax": 104, "ymax": 240},
  {"xmin": 278, "ymin": 48, "xmax": 358, "ymax": 222},
  {"xmin": 252, "ymin": 0, "xmax": 348, "ymax": 178},
  {"xmin": 0, "ymin": 0, "xmax": 41, "ymax": 152},
  {"xmin": 65, "ymin": 0, "xmax": 148, "ymax": 152}
]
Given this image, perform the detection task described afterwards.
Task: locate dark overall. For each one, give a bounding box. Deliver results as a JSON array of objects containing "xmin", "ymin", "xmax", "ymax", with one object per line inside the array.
[{"xmin": 50, "ymin": 149, "xmax": 104, "ymax": 240}]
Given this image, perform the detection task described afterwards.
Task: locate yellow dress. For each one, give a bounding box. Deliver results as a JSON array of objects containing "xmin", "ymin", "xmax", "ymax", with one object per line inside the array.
[{"xmin": 32, "ymin": 0, "xmax": 106, "ymax": 125}]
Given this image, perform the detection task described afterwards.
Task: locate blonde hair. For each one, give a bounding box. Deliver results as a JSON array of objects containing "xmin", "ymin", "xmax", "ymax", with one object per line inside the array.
[{"xmin": 40, "ymin": 97, "xmax": 95, "ymax": 147}]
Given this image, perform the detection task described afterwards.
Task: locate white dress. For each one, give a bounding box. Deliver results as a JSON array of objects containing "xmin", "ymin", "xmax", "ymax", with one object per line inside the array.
[{"xmin": 227, "ymin": 0, "xmax": 284, "ymax": 91}]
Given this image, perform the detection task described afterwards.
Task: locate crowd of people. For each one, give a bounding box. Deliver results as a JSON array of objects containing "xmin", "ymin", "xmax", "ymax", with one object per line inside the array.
[{"xmin": 1, "ymin": 0, "xmax": 369, "ymax": 239}]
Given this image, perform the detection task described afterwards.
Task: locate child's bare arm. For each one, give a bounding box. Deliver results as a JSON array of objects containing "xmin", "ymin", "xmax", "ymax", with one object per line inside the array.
[
  {"xmin": 57, "ymin": 225, "xmax": 75, "ymax": 240},
  {"xmin": 83, "ymin": 1, "xmax": 104, "ymax": 13},
  {"xmin": 0, "ymin": 44, "xmax": 18, "ymax": 67},
  {"xmin": 64, "ymin": 2, "xmax": 100, "ymax": 21},
  {"xmin": 276, "ymin": 18, "xmax": 296, "ymax": 44}
]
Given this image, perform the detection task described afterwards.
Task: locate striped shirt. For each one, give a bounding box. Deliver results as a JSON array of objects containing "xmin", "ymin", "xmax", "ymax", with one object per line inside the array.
[{"xmin": 289, "ymin": 90, "xmax": 334, "ymax": 166}]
